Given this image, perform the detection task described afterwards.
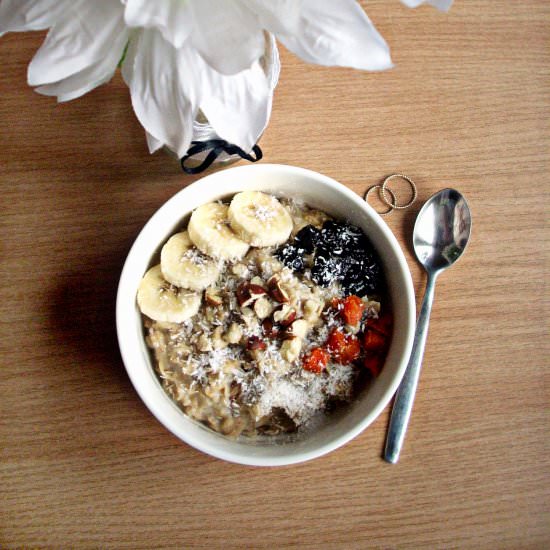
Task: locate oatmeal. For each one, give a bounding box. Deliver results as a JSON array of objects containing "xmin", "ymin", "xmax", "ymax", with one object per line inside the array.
[{"xmin": 137, "ymin": 191, "xmax": 392, "ymax": 438}]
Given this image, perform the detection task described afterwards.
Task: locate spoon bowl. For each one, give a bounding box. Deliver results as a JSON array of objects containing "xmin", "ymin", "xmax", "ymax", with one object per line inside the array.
[
  {"xmin": 384, "ymin": 188, "xmax": 471, "ymax": 463},
  {"xmin": 414, "ymin": 189, "xmax": 471, "ymax": 273}
]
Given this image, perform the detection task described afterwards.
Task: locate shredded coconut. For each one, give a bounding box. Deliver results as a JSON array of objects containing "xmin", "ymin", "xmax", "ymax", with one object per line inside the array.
[{"xmin": 254, "ymin": 205, "xmax": 276, "ymax": 221}]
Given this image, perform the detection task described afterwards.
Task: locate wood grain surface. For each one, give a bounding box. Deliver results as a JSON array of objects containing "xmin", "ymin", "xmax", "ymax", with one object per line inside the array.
[{"xmin": 1, "ymin": 1, "xmax": 548, "ymax": 548}]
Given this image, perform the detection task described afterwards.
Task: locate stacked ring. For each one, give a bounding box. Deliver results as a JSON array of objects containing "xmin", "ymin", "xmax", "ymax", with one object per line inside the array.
[
  {"xmin": 364, "ymin": 173, "xmax": 418, "ymax": 215},
  {"xmin": 365, "ymin": 185, "xmax": 397, "ymax": 216}
]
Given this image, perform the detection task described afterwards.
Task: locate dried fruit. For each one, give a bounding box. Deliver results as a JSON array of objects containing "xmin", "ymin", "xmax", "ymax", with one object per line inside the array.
[
  {"xmin": 326, "ymin": 328, "xmax": 361, "ymax": 365},
  {"xmin": 302, "ymin": 347, "xmax": 330, "ymax": 374},
  {"xmin": 363, "ymin": 355, "xmax": 383, "ymax": 377},
  {"xmin": 340, "ymin": 295, "xmax": 365, "ymax": 326},
  {"xmin": 363, "ymin": 329, "xmax": 387, "ymax": 352},
  {"xmin": 294, "ymin": 225, "xmax": 320, "ymax": 254},
  {"xmin": 311, "ymin": 250, "xmax": 343, "ymax": 286},
  {"xmin": 276, "ymin": 244, "xmax": 305, "ymax": 272},
  {"xmin": 367, "ymin": 312, "xmax": 393, "ymax": 337},
  {"xmin": 236, "ymin": 282, "xmax": 267, "ymax": 307}
]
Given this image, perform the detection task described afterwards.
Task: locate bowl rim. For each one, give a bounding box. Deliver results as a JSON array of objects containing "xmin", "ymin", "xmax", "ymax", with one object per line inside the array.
[{"xmin": 116, "ymin": 163, "xmax": 415, "ymax": 466}]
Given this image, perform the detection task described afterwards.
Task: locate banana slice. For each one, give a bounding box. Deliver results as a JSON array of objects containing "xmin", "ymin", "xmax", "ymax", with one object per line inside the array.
[
  {"xmin": 137, "ymin": 265, "xmax": 201, "ymax": 323},
  {"xmin": 188, "ymin": 202, "xmax": 249, "ymax": 261},
  {"xmin": 228, "ymin": 191, "xmax": 293, "ymax": 247},
  {"xmin": 160, "ymin": 231, "xmax": 220, "ymax": 291}
]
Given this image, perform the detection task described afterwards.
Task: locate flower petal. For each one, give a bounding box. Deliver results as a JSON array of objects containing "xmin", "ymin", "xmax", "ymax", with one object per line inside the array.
[
  {"xmin": 274, "ymin": 0, "xmax": 392, "ymax": 71},
  {"xmin": 188, "ymin": 0, "xmax": 265, "ymax": 74},
  {"xmin": 121, "ymin": 0, "xmax": 192, "ymax": 49},
  {"xmin": 198, "ymin": 55, "xmax": 271, "ymax": 152},
  {"xmin": 27, "ymin": 0, "xmax": 125, "ymax": 86},
  {"xmin": 146, "ymin": 131, "xmax": 164, "ymax": 154},
  {"xmin": 35, "ymin": 28, "xmax": 129, "ymax": 102},
  {"xmin": 0, "ymin": 0, "xmax": 72, "ymax": 33},
  {"xmin": 122, "ymin": 30, "xmax": 198, "ymax": 157},
  {"xmin": 243, "ymin": 0, "xmax": 303, "ymax": 35},
  {"xmin": 401, "ymin": 0, "xmax": 453, "ymax": 11}
]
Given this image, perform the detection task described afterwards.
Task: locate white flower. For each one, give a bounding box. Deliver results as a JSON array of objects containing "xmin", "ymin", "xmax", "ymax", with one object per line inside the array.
[{"xmin": 0, "ymin": 0, "xmax": 452, "ymax": 158}]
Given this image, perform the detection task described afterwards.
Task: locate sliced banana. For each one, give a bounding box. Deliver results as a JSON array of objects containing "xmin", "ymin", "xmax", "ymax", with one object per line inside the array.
[
  {"xmin": 188, "ymin": 202, "xmax": 249, "ymax": 261},
  {"xmin": 160, "ymin": 231, "xmax": 220, "ymax": 291},
  {"xmin": 228, "ymin": 191, "xmax": 293, "ymax": 247},
  {"xmin": 137, "ymin": 265, "xmax": 201, "ymax": 323}
]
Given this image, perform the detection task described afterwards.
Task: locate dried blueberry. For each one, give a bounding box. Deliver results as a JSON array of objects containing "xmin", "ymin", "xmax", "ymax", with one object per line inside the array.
[
  {"xmin": 341, "ymin": 260, "xmax": 382, "ymax": 296},
  {"xmin": 276, "ymin": 244, "xmax": 305, "ymax": 272},
  {"xmin": 319, "ymin": 221, "xmax": 367, "ymax": 255},
  {"xmin": 294, "ymin": 225, "xmax": 320, "ymax": 254},
  {"xmin": 311, "ymin": 252, "xmax": 343, "ymax": 286}
]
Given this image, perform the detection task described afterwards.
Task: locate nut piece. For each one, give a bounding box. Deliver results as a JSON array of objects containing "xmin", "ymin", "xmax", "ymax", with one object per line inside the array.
[
  {"xmin": 272, "ymin": 304, "xmax": 297, "ymax": 326},
  {"xmin": 205, "ymin": 287, "xmax": 223, "ymax": 306},
  {"xmin": 303, "ymin": 298, "xmax": 323, "ymax": 323},
  {"xmin": 198, "ymin": 333, "xmax": 213, "ymax": 352},
  {"xmin": 267, "ymin": 275, "xmax": 290, "ymax": 303},
  {"xmin": 253, "ymin": 296, "xmax": 273, "ymax": 320},
  {"xmin": 262, "ymin": 318, "xmax": 280, "ymax": 338},
  {"xmin": 212, "ymin": 326, "xmax": 228, "ymax": 350},
  {"xmin": 284, "ymin": 319, "xmax": 309, "ymax": 340},
  {"xmin": 280, "ymin": 337, "xmax": 303, "ymax": 362},
  {"xmin": 250, "ymin": 276, "xmax": 266, "ymax": 288},
  {"xmin": 231, "ymin": 263, "xmax": 249, "ymax": 278},
  {"xmin": 246, "ymin": 336, "xmax": 267, "ymax": 351},
  {"xmin": 236, "ymin": 282, "xmax": 267, "ymax": 307},
  {"xmin": 224, "ymin": 322, "xmax": 243, "ymax": 344}
]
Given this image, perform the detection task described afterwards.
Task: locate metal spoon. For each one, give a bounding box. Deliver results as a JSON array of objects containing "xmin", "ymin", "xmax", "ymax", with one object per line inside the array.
[{"xmin": 384, "ymin": 188, "xmax": 472, "ymax": 463}]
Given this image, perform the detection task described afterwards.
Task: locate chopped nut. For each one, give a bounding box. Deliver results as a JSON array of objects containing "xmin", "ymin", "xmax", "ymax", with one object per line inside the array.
[
  {"xmin": 246, "ymin": 336, "xmax": 267, "ymax": 351},
  {"xmin": 284, "ymin": 319, "xmax": 309, "ymax": 340},
  {"xmin": 236, "ymin": 282, "xmax": 267, "ymax": 307},
  {"xmin": 240, "ymin": 306, "xmax": 260, "ymax": 332},
  {"xmin": 198, "ymin": 333, "xmax": 213, "ymax": 352},
  {"xmin": 231, "ymin": 263, "xmax": 249, "ymax": 278},
  {"xmin": 262, "ymin": 318, "xmax": 280, "ymax": 338},
  {"xmin": 250, "ymin": 276, "xmax": 266, "ymax": 288},
  {"xmin": 212, "ymin": 326, "xmax": 227, "ymax": 350},
  {"xmin": 230, "ymin": 380, "xmax": 242, "ymax": 398},
  {"xmin": 267, "ymin": 275, "xmax": 290, "ymax": 303},
  {"xmin": 205, "ymin": 287, "xmax": 223, "ymax": 306},
  {"xmin": 224, "ymin": 322, "xmax": 243, "ymax": 344},
  {"xmin": 253, "ymin": 296, "xmax": 273, "ymax": 320},
  {"xmin": 280, "ymin": 337, "xmax": 303, "ymax": 362},
  {"xmin": 272, "ymin": 304, "xmax": 297, "ymax": 326},
  {"xmin": 303, "ymin": 298, "xmax": 323, "ymax": 323}
]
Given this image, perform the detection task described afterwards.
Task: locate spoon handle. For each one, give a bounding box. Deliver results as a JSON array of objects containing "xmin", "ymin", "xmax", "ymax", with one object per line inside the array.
[{"xmin": 384, "ymin": 271, "xmax": 437, "ymax": 463}]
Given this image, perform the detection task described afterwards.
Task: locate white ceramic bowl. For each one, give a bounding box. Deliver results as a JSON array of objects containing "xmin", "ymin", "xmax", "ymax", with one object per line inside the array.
[{"xmin": 116, "ymin": 164, "xmax": 415, "ymax": 466}]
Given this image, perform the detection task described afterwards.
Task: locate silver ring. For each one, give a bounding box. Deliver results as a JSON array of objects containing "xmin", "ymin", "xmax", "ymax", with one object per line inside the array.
[
  {"xmin": 365, "ymin": 185, "xmax": 397, "ymax": 216},
  {"xmin": 381, "ymin": 174, "xmax": 417, "ymax": 209}
]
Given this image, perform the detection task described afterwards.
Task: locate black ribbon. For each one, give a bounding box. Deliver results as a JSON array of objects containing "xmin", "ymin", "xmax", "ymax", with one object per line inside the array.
[{"xmin": 180, "ymin": 139, "xmax": 263, "ymax": 174}]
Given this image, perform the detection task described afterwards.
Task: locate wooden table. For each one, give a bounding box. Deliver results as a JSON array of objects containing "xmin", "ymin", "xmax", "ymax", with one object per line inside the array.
[{"xmin": 1, "ymin": 1, "xmax": 548, "ymax": 547}]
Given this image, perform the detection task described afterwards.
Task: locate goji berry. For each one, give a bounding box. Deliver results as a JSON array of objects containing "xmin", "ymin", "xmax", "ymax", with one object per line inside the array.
[
  {"xmin": 363, "ymin": 355, "xmax": 383, "ymax": 377},
  {"xmin": 340, "ymin": 295, "xmax": 365, "ymax": 326},
  {"xmin": 368, "ymin": 312, "xmax": 393, "ymax": 336},
  {"xmin": 363, "ymin": 329, "xmax": 387, "ymax": 352},
  {"xmin": 326, "ymin": 328, "xmax": 361, "ymax": 365},
  {"xmin": 302, "ymin": 347, "xmax": 330, "ymax": 374}
]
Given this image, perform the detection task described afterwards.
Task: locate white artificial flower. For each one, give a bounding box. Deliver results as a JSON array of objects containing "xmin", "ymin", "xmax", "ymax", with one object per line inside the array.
[
  {"xmin": 0, "ymin": 0, "xmax": 453, "ymax": 157},
  {"xmin": 401, "ymin": 0, "xmax": 453, "ymax": 11}
]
